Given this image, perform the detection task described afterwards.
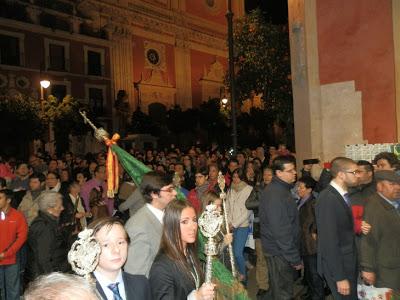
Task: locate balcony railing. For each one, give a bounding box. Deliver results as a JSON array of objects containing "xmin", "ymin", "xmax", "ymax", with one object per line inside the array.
[
  {"xmin": 0, "ymin": 52, "xmax": 25, "ymax": 67},
  {"xmin": 46, "ymin": 56, "xmax": 70, "ymax": 72},
  {"xmin": 0, "ymin": 1, "xmax": 29, "ymax": 22},
  {"xmin": 86, "ymin": 63, "xmax": 105, "ymax": 77},
  {"xmin": 34, "ymin": 0, "xmax": 74, "ymax": 15},
  {"xmin": 40, "ymin": 13, "xmax": 70, "ymax": 31}
]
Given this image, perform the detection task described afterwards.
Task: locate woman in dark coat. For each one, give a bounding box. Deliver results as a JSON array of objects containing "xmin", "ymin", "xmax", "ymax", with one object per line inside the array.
[
  {"xmin": 25, "ymin": 191, "xmax": 70, "ymax": 282},
  {"xmin": 149, "ymin": 200, "xmax": 215, "ymax": 300}
]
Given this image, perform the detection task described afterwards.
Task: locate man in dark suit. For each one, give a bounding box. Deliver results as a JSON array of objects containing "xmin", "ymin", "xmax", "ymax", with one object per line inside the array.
[
  {"xmin": 316, "ymin": 157, "xmax": 360, "ymax": 299},
  {"xmin": 95, "ymin": 272, "xmax": 150, "ymax": 300}
]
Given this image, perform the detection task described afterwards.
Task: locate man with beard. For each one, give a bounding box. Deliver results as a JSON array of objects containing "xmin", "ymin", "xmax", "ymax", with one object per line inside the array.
[{"xmin": 316, "ymin": 157, "xmax": 360, "ymax": 299}]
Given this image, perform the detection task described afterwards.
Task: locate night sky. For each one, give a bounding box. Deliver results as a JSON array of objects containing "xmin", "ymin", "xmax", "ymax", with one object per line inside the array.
[{"xmin": 245, "ymin": 0, "xmax": 288, "ymax": 25}]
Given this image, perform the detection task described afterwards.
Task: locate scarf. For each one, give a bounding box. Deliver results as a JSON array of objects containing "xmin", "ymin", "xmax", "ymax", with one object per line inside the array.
[
  {"xmin": 231, "ymin": 181, "xmax": 247, "ymax": 193},
  {"xmin": 31, "ymin": 189, "xmax": 42, "ymax": 200}
]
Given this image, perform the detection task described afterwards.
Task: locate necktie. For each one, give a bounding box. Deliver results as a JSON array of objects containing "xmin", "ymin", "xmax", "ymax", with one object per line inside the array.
[
  {"xmin": 108, "ymin": 282, "xmax": 123, "ymax": 300},
  {"xmin": 343, "ymin": 193, "xmax": 351, "ymax": 207}
]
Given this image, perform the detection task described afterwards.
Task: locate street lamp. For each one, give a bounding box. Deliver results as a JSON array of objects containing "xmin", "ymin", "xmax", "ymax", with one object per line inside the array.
[
  {"xmin": 226, "ymin": 0, "xmax": 238, "ymax": 154},
  {"xmin": 40, "ymin": 80, "xmax": 50, "ymax": 113},
  {"xmin": 221, "ymin": 97, "xmax": 228, "ymax": 106}
]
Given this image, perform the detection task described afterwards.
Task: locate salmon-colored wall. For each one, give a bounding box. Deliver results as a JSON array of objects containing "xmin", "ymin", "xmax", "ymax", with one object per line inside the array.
[
  {"xmin": 190, "ymin": 49, "xmax": 227, "ymax": 107},
  {"xmin": 185, "ymin": 0, "xmax": 226, "ymax": 26},
  {"xmin": 0, "ymin": 25, "xmax": 111, "ymax": 109},
  {"xmin": 132, "ymin": 35, "xmax": 176, "ymax": 89},
  {"xmin": 316, "ymin": 0, "xmax": 396, "ymax": 143}
]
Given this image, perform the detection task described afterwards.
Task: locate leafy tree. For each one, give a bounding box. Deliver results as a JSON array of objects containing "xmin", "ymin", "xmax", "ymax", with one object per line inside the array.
[
  {"xmin": 198, "ymin": 99, "xmax": 230, "ymax": 146},
  {"xmin": 233, "ymin": 9, "xmax": 294, "ymax": 147},
  {"xmin": 43, "ymin": 95, "xmax": 89, "ymax": 156},
  {"xmin": 0, "ymin": 93, "xmax": 43, "ymax": 157},
  {"xmin": 129, "ymin": 107, "xmax": 157, "ymax": 135}
]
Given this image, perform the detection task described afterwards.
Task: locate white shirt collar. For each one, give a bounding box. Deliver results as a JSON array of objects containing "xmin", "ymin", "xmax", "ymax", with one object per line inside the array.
[
  {"xmin": 93, "ymin": 269, "xmax": 125, "ymax": 300},
  {"xmin": 330, "ymin": 180, "xmax": 348, "ymax": 196},
  {"xmin": 146, "ymin": 203, "xmax": 164, "ymax": 224}
]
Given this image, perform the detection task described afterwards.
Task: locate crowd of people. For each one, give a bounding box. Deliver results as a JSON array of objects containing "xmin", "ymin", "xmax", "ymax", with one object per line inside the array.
[{"xmin": 0, "ymin": 144, "xmax": 399, "ymax": 300}]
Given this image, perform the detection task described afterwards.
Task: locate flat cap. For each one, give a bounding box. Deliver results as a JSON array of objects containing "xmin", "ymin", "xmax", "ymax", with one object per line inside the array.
[
  {"xmin": 303, "ymin": 159, "xmax": 319, "ymax": 165},
  {"xmin": 374, "ymin": 170, "xmax": 400, "ymax": 183}
]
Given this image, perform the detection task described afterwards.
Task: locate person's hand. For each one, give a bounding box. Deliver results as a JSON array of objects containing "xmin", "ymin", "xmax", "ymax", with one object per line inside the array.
[
  {"xmin": 361, "ymin": 221, "xmax": 372, "ymax": 235},
  {"xmin": 311, "ymin": 233, "xmax": 317, "ymax": 240},
  {"xmin": 223, "ymin": 233, "xmax": 233, "ymax": 245},
  {"xmin": 362, "ymin": 271, "xmax": 376, "ymax": 285},
  {"xmin": 292, "ymin": 263, "xmax": 303, "ymax": 270},
  {"xmin": 196, "ymin": 283, "xmax": 215, "ymax": 300},
  {"xmin": 0, "ymin": 252, "xmax": 4, "ymax": 260},
  {"xmin": 75, "ymin": 212, "xmax": 85, "ymax": 219},
  {"xmin": 336, "ymin": 279, "xmax": 350, "ymax": 295}
]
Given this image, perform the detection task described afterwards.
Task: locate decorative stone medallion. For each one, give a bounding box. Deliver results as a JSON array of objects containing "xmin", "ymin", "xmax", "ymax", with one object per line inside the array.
[{"xmin": 144, "ymin": 41, "xmax": 166, "ymax": 71}]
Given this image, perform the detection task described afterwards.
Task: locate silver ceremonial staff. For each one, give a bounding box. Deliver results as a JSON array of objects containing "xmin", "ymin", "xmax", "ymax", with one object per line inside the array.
[
  {"xmin": 217, "ymin": 171, "xmax": 237, "ymax": 277},
  {"xmin": 198, "ymin": 204, "xmax": 224, "ymax": 284},
  {"xmin": 79, "ymin": 110, "xmax": 109, "ymax": 142}
]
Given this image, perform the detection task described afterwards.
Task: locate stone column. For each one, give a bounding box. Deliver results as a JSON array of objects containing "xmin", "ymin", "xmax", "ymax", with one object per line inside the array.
[
  {"xmin": 288, "ymin": 0, "xmax": 324, "ymax": 164},
  {"xmin": 171, "ymin": 0, "xmax": 185, "ymax": 11},
  {"xmin": 71, "ymin": 18, "xmax": 82, "ymax": 34},
  {"xmin": 25, "ymin": 6, "xmax": 41, "ymax": 24},
  {"xmin": 174, "ymin": 38, "xmax": 192, "ymax": 109},
  {"xmin": 107, "ymin": 25, "xmax": 135, "ymax": 131},
  {"xmin": 288, "ymin": 0, "xmax": 365, "ymax": 165}
]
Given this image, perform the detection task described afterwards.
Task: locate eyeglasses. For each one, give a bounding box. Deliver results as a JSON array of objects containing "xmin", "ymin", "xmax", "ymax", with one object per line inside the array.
[
  {"xmin": 160, "ymin": 186, "xmax": 176, "ymax": 193},
  {"xmin": 345, "ymin": 170, "xmax": 360, "ymax": 176}
]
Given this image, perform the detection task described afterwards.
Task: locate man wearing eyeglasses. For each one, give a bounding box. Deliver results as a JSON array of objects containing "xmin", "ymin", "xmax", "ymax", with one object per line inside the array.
[
  {"xmin": 316, "ymin": 157, "xmax": 360, "ymax": 299},
  {"xmin": 124, "ymin": 171, "xmax": 177, "ymax": 277},
  {"xmin": 259, "ymin": 155, "xmax": 302, "ymax": 300}
]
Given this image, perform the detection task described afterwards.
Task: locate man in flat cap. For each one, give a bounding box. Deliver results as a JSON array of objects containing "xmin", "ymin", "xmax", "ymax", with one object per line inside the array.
[
  {"xmin": 360, "ymin": 170, "xmax": 400, "ymax": 295},
  {"xmin": 300, "ymin": 159, "xmax": 319, "ymax": 179}
]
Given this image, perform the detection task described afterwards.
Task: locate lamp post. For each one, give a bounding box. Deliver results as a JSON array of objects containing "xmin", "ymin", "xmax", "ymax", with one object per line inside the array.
[
  {"xmin": 40, "ymin": 80, "xmax": 50, "ymax": 113},
  {"xmin": 226, "ymin": 0, "xmax": 238, "ymax": 154}
]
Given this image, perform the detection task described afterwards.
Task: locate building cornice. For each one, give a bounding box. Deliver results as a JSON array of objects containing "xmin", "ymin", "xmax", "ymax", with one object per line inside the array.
[
  {"xmin": 77, "ymin": 0, "xmax": 227, "ymax": 53},
  {"xmin": 0, "ymin": 17, "xmax": 111, "ymax": 47}
]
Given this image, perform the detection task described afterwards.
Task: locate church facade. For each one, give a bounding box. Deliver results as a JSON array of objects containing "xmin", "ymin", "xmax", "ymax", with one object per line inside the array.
[{"xmin": 0, "ymin": 0, "xmax": 245, "ymax": 133}]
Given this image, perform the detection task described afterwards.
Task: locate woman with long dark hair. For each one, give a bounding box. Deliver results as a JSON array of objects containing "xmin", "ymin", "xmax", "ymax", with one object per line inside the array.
[
  {"xmin": 225, "ymin": 168, "xmax": 253, "ymax": 283},
  {"xmin": 149, "ymin": 200, "xmax": 215, "ymax": 300}
]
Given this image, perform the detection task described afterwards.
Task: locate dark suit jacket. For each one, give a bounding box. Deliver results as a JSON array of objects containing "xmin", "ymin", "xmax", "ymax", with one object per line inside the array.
[
  {"xmin": 315, "ymin": 185, "xmax": 357, "ymax": 282},
  {"xmin": 95, "ymin": 272, "xmax": 151, "ymax": 300},
  {"xmin": 149, "ymin": 253, "xmax": 197, "ymax": 300},
  {"xmin": 259, "ymin": 177, "xmax": 301, "ymax": 265}
]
